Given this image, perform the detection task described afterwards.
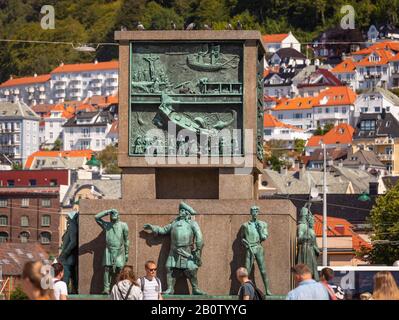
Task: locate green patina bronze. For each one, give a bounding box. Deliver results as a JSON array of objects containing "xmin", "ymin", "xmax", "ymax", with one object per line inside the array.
[
  {"xmin": 240, "ymin": 206, "xmax": 272, "ymax": 295},
  {"xmin": 129, "ymin": 42, "xmax": 244, "ymax": 157},
  {"xmin": 59, "ymin": 211, "xmax": 79, "ymax": 294},
  {"xmin": 143, "ymin": 202, "xmax": 205, "ymax": 295},
  {"xmin": 296, "ymin": 202, "xmax": 320, "ymax": 280},
  {"xmin": 95, "ymin": 209, "xmax": 129, "ymax": 294},
  {"xmin": 256, "ymin": 51, "xmax": 264, "ymax": 162}
]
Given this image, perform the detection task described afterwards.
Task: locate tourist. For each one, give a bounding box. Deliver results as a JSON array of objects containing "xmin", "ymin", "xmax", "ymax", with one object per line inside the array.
[
  {"xmin": 52, "ymin": 263, "xmax": 68, "ymax": 300},
  {"xmin": 137, "ymin": 260, "xmax": 163, "ymax": 300},
  {"xmin": 21, "ymin": 261, "xmax": 55, "ymax": 300},
  {"xmin": 319, "ymin": 267, "xmax": 345, "ymax": 300},
  {"xmin": 286, "ymin": 264, "xmax": 329, "ymax": 300},
  {"xmin": 111, "ymin": 265, "xmax": 142, "ymax": 300},
  {"xmin": 372, "ymin": 271, "xmax": 399, "ymax": 300},
  {"xmin": 236, "ymin": 267, "xmax": 256, "ymax": 300}
]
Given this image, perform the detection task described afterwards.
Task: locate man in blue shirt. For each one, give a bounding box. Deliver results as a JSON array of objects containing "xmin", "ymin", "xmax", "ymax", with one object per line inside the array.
[{"xmin": 287, "ymin": 264, "xmax": 329, "ymax": 300}]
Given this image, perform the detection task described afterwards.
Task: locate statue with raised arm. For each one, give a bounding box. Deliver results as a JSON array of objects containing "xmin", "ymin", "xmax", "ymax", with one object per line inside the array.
[
  {"xmin": 296, "ymin": 201, "xmax": 319, "ymax": 280},
  {"xmin": 143, "ymin": 202, "xmax": 205, "ymax": 295},
  {"xmin": 59, "ymin": 211, "xmax": 79, "ymax": 293},
  {"xmin": 95, "ymin": 209, "xmax": 129, "ymax": 294},
  {"xmin": 240, "ymin": 206, "xmax": 272, "ymax": 295}
]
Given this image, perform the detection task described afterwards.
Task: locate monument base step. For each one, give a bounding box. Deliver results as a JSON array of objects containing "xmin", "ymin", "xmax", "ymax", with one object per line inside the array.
[{"xmin": 68, "ymin": 294, "xmax": 286, "ymax": 300}]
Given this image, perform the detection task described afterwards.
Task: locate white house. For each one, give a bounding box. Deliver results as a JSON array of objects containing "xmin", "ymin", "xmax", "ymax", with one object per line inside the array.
[
  {"xmin": 331, "ymin": 58, "xmax": 359, "ymax": 90},
  {"xmin": 269, "ymin": 48, "xmax": 306, "ymax": 66},
  {"xmin": 271, "ymin": 96, "xmax": 315, "ymax": 129},
  {"xmin": 0, "ymin": 101, "xmax": 40, "ymax": 164},
  {"xmin": 312, "ymin": 86, "xmax": 357, "ymax": 127},
  {"xmin": 263, "ymin": 114, "xmax": 312, "ymax": 144},
  {"xmin": 354, "ymin": 87, "xmax": 399, "ymax": 121},
  {"xmin": 63, "ymin": 110, "xmax": 114, "ymax": 151},
  {"xmin": 50, "ymin": 60, "xmax": 118, "ymax": 103},
  {"xmin": 0, "ymin": 60, "xmax": 119, "ymax": 105},
  {"xmin": 262, "ymin": 32, "xmax": 301, "ymax": 53},
  {"xmin": 40, "ymin": 104, "xmax": 74, "ymax": 149},
  {"xmin": 270, "ymin": 86, "xmax": 357, "ymax": 130},
  {"xmin": 0, "ymin": 74, "xmax": 51, "ymax": 106}
]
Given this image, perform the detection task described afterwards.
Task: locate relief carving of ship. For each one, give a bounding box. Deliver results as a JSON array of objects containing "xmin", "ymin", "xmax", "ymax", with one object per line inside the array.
[
  {"xmin": 153, "ymin": 93, "xmax": 235, "ymax": 136},
  {"xmin": 186, "ymin": 44, "xmax": 239, "ymax": 72}
]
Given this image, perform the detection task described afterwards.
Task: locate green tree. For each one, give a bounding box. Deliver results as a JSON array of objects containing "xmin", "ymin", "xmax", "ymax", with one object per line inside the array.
[
  {"xmin": 10, "ymin": 286, "xmax": 29, "ymax": 300},
  {"xmin": 12, "ymin": 162, "xmax": 23, "ymax": 170},
  {"xmin": 268, "ymin": 154, "xmax": 284, "ymax": 172},
  {"xmin": 52, "ymin": 138, "xmax": 62, "ymax": 151},
  {"xmin": 141, "ymin": 1, "xmax": 183, "ymax": 29},
  {"xmin": 294, "ymin": 139, "xmax": 306, "ymax": 154},
  {"xmin": 366, "ymin": 183, "xmax": 399, "ymax": 264},
  {"xmin": 97, "ymin": 144, "xmax": 122, "ymax": 174},
  {"xmin": 196, "ymin": 0, "xmax": 229, "ymax": 25}
]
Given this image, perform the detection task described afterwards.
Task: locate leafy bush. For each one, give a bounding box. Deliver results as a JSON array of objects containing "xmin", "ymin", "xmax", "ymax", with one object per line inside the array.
[{"xmin": 10, "ymin": 286, "xmax": 28, "ymax": 300}]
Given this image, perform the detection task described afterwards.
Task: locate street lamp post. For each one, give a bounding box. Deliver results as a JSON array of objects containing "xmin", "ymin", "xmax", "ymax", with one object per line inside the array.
[{"xmin": 322, "ymin": 142, "xmax": 328, "ymax": 266}]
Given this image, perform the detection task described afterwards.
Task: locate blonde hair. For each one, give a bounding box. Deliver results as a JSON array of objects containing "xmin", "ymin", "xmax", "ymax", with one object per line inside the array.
[
  {"xmin": 372, "ymin": 271, "xmax": 399, "ymax": 300},
  {"xmin": 22, "ymin": 261, "xmax": 55, "ymax": 300}
]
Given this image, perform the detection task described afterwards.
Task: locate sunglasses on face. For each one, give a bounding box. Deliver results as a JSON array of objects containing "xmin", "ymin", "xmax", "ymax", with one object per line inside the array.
[{"xmin": 147, "ymin": 268, "xmax": 157, "ymax": 272}]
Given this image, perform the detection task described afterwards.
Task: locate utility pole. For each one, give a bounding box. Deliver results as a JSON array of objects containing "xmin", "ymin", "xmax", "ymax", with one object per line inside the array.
[{"xmin": 322, "ymin": 142, "xmax": 328, "ymax": 266}]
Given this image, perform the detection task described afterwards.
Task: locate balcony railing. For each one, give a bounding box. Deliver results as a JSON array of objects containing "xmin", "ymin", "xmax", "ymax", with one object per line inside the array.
[
  {"xmin": 378, "ymin": 153, "xmax": 393, "ymax": 161},
  {"xmin": 364, "ymin": 73, "xmax": 382, "ymax": 79},
  {"xmin": 375, "ymin": 137, "xmax": 393, "ymax": 145}
]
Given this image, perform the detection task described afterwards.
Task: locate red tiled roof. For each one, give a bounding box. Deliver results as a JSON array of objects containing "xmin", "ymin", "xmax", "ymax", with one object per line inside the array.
[
  {"xmin": 0, "ymin": 74, "xmax": 50, "ymax": 88},
  {"xmin": 314, "ymin": 86, "xmax": 356, "ymax": 107},
  {"xmin": 331, "ymin": 58, "xmax": 357, "ymax": 73},
  {"xmin": 262, "ymin": 34, "xmax": 289, "ymax": 43},
  {"xmin": 51, "ymin": 61, "xmax": 118, "ymax": 74},
  {"xmin": 25, "ymin": 150, "xmax": 93, "ymax": 169},
  {"xmin": 49, "ymin": 104, "xmax": 75, "ymax": 119},
  {"xmin": 306, "ymin": 123, "xmax": 354, "ymax": 147},
  {"xmin": 0, "ymin": 243, "xmax": 49, "ymax": 276},
  {"xmin": 264, "ymin": 114, "xmax": 303, "ymax": 131},
  {"xmin": 356, "ymin": 49, "xmax": 395, "ymax": 66},
  {"xmin": 274, "ymin": 96, "xmax": 315, "ymax": 110},
  {"xmin": 313, "ymin": 214, "xmax": 371, "ymax": 251},
  {"xmin": 353, "ymin": 41, "xmax": 399, "ymax": 55}
]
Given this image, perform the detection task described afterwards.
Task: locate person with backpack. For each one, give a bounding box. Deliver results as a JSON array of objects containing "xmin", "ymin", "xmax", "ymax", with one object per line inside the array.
[
  {"xmin": 236, "ymin": 267, "xmax": 265, "ymax": 300},
  {"xmin": 111, "ymin": 265, "xmax": 143, "ymax": 300},
  {"xmin": 137, "ymin": 260, "xmax": 163, "ymax": 300}
]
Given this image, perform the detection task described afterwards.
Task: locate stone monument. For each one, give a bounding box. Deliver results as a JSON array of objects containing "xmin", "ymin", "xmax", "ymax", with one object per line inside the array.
[{"xmin": 78, "ymin": 31, "xmax": 297, "ymax": 296}]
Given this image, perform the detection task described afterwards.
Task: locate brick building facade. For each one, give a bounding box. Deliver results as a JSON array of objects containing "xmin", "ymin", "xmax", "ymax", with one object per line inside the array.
[{"xmin": 0, "ymin": 170, "xmax": 69, "ymax": 255}]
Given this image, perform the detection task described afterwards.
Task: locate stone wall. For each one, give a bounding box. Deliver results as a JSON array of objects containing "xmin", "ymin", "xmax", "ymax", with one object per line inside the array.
[{"xmin": 78, "ymin": 199, "xmax": 296, "ymax": 295}]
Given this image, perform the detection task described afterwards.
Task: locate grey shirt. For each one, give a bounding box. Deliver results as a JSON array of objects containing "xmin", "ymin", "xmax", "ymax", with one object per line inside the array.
[{"xmin": 238, "ymin": 281, "xmax": 256, "ymax": 300}]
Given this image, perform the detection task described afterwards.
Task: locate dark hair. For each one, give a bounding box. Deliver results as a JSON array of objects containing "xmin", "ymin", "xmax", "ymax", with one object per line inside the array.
[
  {"xmin": 52, "ymin": 263, "xmax": 64, "ymax": 277},
  {"xmin": 145, "ymin": 260, "xmax": 156, "ymax": 269},
  {"xmin": 117, "ymin": 265, "xmax": 138, "ymax": 286},
  {"xmin": 321, "ymin": 267, "xmax": 334, "ymax": 281},
  {"xmin": 291, "ymin": 264, "xmax": 311, "ymax": 276}
]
